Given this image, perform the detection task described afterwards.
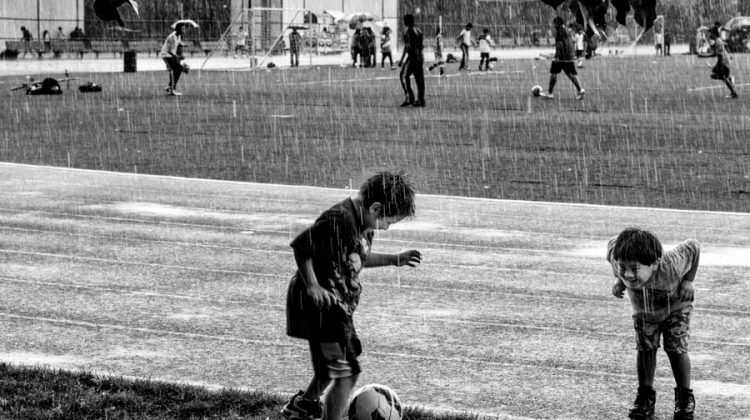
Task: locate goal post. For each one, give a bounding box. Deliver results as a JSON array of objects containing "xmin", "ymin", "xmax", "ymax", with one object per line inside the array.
[{"xmin": 200, "ymin": 6, "xmax": 312, "ymax": 71}]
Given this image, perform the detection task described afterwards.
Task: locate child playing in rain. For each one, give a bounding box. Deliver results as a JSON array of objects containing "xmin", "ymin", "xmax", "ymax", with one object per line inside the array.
[
  {"xmin": 160, "ymin": 22, "xmax": 185, "ymax": 96},
  {"xmin": 541, "ymin": 17, "xmax": 585, "ymax": 100},
  {"xmin": 708, "ymin": 27, "xmax": 738, "ymax": 99},
  {"xmin": 427, "ymin": 26, "xmax": 445, "ymax": 76},
  {"xmin": 477, "ymin": 28, "xmax": 496, "ymax": 71},
  {"xmin": 380, "ymin": 27, "xmax": 395, "ymax": 70},
  {"xmin": 606, "ymin": 228, "xmax": 700, "ymax": 420},
  {"xmin": 282, "ymin": 171, "xmax": 422, "ymax": 420}
]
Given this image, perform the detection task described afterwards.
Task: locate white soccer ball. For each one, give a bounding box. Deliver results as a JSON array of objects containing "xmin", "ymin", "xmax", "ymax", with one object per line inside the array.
[
  {"xmin": 488, "ymin": 62, "xmax": 495, "ymax": 70},
  {"xmin": 348, "ymin": 384, "xmax": 403, "ymax": 420},
  {"xmin": 531, "ymin": 85, "xmax": 543, "ymax": 97}
]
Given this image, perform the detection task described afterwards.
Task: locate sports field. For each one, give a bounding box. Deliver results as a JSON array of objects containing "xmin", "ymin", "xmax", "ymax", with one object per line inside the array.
[
  {"xmin": 1, "ymin": 162, "xmax": 749, "ymax": 419},
  {"xmin": 1, "ymin": 51, "xmax": 749, "ymax": 419}
]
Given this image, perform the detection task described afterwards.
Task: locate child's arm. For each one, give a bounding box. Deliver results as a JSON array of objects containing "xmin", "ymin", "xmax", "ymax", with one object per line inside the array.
[
  {"xmin": 365, "ymin": 250, "xmax": 421, "ymax": 268},
  {"xmin": 676, "ymin": 240, "xmax": 700, "ymax": 301},
  {"xmin": 612, "ymin": 278, "xmax": 626, "ymax": 298},
  {"xmin": 294, "ymin": 247, "xmax": 335, "ymax": 308}
]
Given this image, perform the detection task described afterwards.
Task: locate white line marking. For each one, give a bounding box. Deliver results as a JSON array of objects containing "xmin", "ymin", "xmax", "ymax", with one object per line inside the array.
[{"xmin": 687, "ymin": 83, "xmax": 750, "ymax": 92}]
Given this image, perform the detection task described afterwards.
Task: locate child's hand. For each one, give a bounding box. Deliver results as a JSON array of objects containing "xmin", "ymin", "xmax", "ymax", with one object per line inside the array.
[
  {"xmin": 677, "ymin": 281, "xmax": 695, "ymax": 302},
  {"xmin": 612, "ymin": 280, "xmax": 626, "ymax": 298},
  {"xmin": 396, "ymin": 250, "xmax": 421, "ymax": 267},
  {"xmin": 307, "ymin": 283, "xmax": 336, "ymax": 309}
]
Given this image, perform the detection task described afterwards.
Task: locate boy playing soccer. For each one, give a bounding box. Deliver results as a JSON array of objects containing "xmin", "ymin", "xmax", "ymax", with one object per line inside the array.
[
  {"xmin": 478, "ymin": 28, "xmax": 496, "ymax": 71},
  {"xmin": 708, "ymin": 27, "xmax": 738, "ymax": 99},
  {"xmin": 282, "ymin": 171, "xmax": 422, "ymax": 420},
  {"xmin": 542, "ymin": 17, "xmax": 585, "ymax": 100},
  {"xmin": 160, "ymin": 22, "xmax": 185, "ymax": 96},
  {"xmin": 427, "ymin": 27, "xmax": 446, "ymax": 76},
  {"xmin": 607, "ymin": 228, "xmax": 700, "ymax": 420}
]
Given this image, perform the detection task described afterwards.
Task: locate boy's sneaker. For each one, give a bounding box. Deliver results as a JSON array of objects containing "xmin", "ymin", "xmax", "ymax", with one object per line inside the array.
[
  {"xmin": 725, "ymin": 92, "xmax": 739, "ymax": 99},
  {"xmin": 541, "ymin": 92, "xmax": 554, "ymax": 99},
  {"xmin": 412, "ymin": 100, "xmax": 426, "ymax": 107},
  {"xmin": 629, "ymin": 386, "xmax": 656, "ymax": 420},
  {"xmin": 576, "ymin": 89, "xmax": 586, "ymax": 100},
  {"xmin": 400, "ymin": 100, "xmax": 414, "ymax": 107},
  {"xmin": 674, "ymin": 387, "xmax": 695, "ymax": 420},
  {"xmin": 281, "ymin": 390, "xmax": 323, "ymax": 420},
  {"xmin": 169, "ymin": 90, "xmax": 182, "ymax": 96}
]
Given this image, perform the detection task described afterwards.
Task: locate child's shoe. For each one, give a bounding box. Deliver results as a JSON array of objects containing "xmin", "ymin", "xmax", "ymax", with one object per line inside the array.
[
  {"xmin": 576, "ymin": 89, "xmax": 586, "ymax": 100},
  {"xmin": 673, "ymin": 387, "xmax": 695, "ymax": 420},
  {"xmin": 541, "ymin": 92, "xmax": 554, "ymax": 99},
  {"xmin": 725, "ymin": 92, "xmax": 739, "ymax": 99},
  {"xmin": 281, "ymin": 390, "xmax": 323, "ymax": 420},
  {"xmin": 628, "ymin": 386, "xmax": 656, "ymax": 420}
]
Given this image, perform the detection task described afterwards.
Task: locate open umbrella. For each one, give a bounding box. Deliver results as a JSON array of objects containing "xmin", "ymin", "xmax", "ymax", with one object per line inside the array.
[
  {"xmin": 338, "ymin": 13, "xmax": 378, "ymax": 30},
  {"xmin": 724, "ymin": 17, "xmax": 750, "ymax": 30},
  {"xmin": 171, "ymin": 19, "xmax": 199, "ymax": 29}
]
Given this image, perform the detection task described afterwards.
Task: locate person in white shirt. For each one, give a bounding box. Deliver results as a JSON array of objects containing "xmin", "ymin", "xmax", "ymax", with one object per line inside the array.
[
  {"xmin": 573, "ymin": 26, "xmax": 585, "ymax": 68},
  {"xmin": 478, "ymin": 28, "xmax": 496, "ymax": 71},
  {"xmin": 160, "ymin": 23, "xmax": 185, "ymax": 96},
  {"xmin": 456, "ymin": 22, "xmax": 473, "ymax": 71}
]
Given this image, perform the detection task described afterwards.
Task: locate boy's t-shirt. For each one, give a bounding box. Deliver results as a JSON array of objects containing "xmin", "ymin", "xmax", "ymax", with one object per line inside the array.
[
  {"xmin": 607, "ymin": 239, "xmax": 700, "ymax": 323},
  {"xmin": 287, "ymin": 198, "xmax": 374, "ymax": 341},
  {"xmin": 160, "ymin": 32, "xmax": 181, "ymax": 58},
  {"xmin": 403, "ymin": 26, "xmax": 424, "ymax": 62},
  {"xmin": 554, "ymin": 27, "xmax": 575, "ymax": 61},
  {"xmin": 459, "ymin": 28, "xmax": 472, "ymax": 46},
  {"xmin": 714, "ymin": 38, "xmax": 730, "ymax": 65},
  {"xmin": 479, "ymin": 35, "xmax": 492, "ymax": 53}
]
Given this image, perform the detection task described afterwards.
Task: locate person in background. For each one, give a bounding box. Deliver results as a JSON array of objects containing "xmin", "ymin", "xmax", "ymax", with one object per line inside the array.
[
  {"xmin": 398, "ymin": 13, "xmax": 426, "ymax": 107},
  {"xmin": 427, "ymin": 26, "xmax": 446, "ymax": 76},
  {"xmin": 289, "ymin": 27, "xmax": 301, "ymax": 67},
  {"xmin": 20, "ymin": 26, "xmax": 33, "ymax": 58},
  {"xmin": 160, "ymin": 22, "xmax": 185, "ymax": 96},
  {"xmin": 457, "ymin": 22, "xmax": 473, "ymax": 71},
  {"xmin": 380, "ymin": 27, "xmax": 395, "ymax": 70}
]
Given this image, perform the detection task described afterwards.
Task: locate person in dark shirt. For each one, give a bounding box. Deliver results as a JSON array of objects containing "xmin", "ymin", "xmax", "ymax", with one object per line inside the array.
[
  {"xmin": 542, "ymin": 17, "xmax": 585, "ymax": 100},
  {"xmin": 281, "ymin": 171, "xmax": 421, "ymax": 420},
  {"xmin": 398, "ymin": 14, "xmax": 425, "ymax": 107}
]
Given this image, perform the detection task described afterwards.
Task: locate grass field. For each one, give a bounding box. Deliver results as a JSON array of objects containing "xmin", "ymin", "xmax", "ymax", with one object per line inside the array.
[
  {"xmin": 0, "ymin": 54, "xmax": 749, "ymax": 419},
  {"xmin": 1, "ymin": 53, "xmax": 749, "ymax": 212}
]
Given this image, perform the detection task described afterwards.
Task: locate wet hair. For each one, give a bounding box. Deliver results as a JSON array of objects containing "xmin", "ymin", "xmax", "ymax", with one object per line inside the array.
[
  {"xmin": 404, "ymin": 14, "xmax": 414, "ymax": 27},
  {"xmin": 175, "ymin": 22, "xmax": 185, "ymax": 32},
  {"xmin": 483, "ymin": 28, "xmax": 489, "ymax": 34},
  {"xmin": 553, "ymin": 17, "xmax": 565, "ymax": 27},
  {"xmin": 466, "ymin": 23, "xmax": 473, "ymax": 29},
  {"xmin": 611, "ymin": 228, "xmax": 663, "ymax": 266},
  {"xmin": 709, "ymin": 27, "xmax": 720, "ymax": 39},
  {"xmin": 359, "ymin": 171, "xmax": 416, "ymax": 218}
]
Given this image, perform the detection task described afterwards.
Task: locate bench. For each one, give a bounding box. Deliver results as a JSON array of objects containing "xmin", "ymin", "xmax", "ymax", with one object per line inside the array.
[
  {"xmin": 50, "ymin": 40, "xmax": 90, "ymax": 59},
  {"xmin": 90, "ymin": 40, "xmax": 126, "ymax": 58},
  {"xmin": 196, "ymin": 40, "xmax": 230, "ymax": 56},
  {"xmin": 125, "ymin": 40, "xmax": 162, "ymax": 56},
  {"xmin": 5, "ymin": 40, "xmax": 47, "ymax": 57}
]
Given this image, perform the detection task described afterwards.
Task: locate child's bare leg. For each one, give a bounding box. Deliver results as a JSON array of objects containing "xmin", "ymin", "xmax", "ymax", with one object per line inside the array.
[
  {"xmin": 724, "ymin": 76, "xmax": 738, "ymax": 96},
  {"xmin": 566, "ymin": 72, "xmax": 582, "ymax": 92},
  {"xmin": 303, "ymin": 376, "xmax": 331, "ymax": 401},
  {"xmin": 323, "ymin": 375, "xmax": 358, "ymax": 420},
  {"xmin": 667, "ymin": 352, "xmax": 691, "ymax": 389},
  {"xmin": 636, "ymin": 349, "xmax": 657, "ymax": 388},
  {"xmin": 548, "ymin": 74, "xmax": 558, "ymax": 94}
]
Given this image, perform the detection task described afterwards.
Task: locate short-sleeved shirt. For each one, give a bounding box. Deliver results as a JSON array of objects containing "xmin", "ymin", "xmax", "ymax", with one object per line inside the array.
[
  {"xmin": 381, "ymin": 34, "xmax": 392, "ymax": 53},
  {"xmin": 607, "ymin": 238, "xmax": 700, "ymax": 323},
  {"xmin": 574, "ymin": 32, "xmax": 584, "ymax": 51},
  {"xmin": 290, "ymin": 31, "xmax": 301, "ymax": 51},
  {"xmin": 403, "ymin": 26, "xmax": 424, "ymax": 62},
  {"xmin": 160, "ymin": 31, "xmax": 181, "ymax": 57},
  {"xmin": 714, "ymin": 38, "xmax": 730, "ymax": 66},
  {"xmin": 459, "ymin": 28, "xmax": 472, "ymax": 46},
  {"xmin": 554, "ymin": 27, "xmax": 575, "ymax": 62},
  {"xmin": 479, "ymin": 35, "xmax": 493, "ymax": 53},
  {"xmin": 287, "ymin": 198, "xmax": 374, "ymax": 341}
]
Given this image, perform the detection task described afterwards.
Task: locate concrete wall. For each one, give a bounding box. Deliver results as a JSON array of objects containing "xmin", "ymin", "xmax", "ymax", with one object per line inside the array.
[{"xmin": 0, "ymin": 0, "xmax": 84, "ymax": 49}]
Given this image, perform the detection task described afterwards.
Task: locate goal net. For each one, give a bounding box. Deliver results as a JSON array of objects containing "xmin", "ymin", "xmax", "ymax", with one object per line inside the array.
[{"xmin": 200, "ymin": 6, "xmax": 312, "ymax": 70}]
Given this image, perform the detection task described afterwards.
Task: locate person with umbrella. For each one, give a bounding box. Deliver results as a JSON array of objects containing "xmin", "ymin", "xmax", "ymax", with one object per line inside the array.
[
  {"xmin": 160, "ymin": 22, "xmax": 186, "ymax": 96},
  {"xmin": 398, "ymin": 13, "xmax": 425, "ymax": 107},
  {"xmin": 290, "ymin": 27, "xmax": 302, "ymax": 67}
]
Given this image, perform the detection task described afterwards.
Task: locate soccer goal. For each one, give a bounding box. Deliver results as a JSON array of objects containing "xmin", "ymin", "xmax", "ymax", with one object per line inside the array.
[{"xmin": 200, "ymin": 6, "xmax": 312, "ymax": 70}]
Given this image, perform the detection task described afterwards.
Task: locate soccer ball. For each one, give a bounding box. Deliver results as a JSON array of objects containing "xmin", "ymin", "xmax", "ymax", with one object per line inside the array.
[
  {"xmin": 531, "ymin": 85, "xmax": 543, "ymax": 97},
  {"xmin": 488, "ymin": 62, "xmax": 495, "ymax": 70},
  {"xmin": 348, "ymin": 384, "xmax": 402, "ymax": 420}
]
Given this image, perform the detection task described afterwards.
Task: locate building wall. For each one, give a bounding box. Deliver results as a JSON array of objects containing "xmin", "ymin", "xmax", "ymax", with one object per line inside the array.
[{"xmin": 0, "ymin": 0, "xmax": 84, "ymax": 49}]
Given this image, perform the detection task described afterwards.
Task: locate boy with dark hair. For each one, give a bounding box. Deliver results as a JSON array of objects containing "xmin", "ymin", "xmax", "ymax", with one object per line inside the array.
[
  {"xmin": 708, "ymin": 27, "xmax": 738, "ymax": 99},
  {"xmin": 398, "ymin": 14, "xmax": 425, "ymax": 107},
  {"xmin": 160, "ymin": 23, "xmax": 185, "ymax": 96},
  {"xmin": 290, "ymin": 27, "xmax": 301, "ymax": 67},
  {"xmin": 542, "ymin": 17, "xmax": 585, "ymax": 100},
  {"xmin": 457, "ymin": 22, "xmax": 473, "ymax": 71},
  {"xmin": 282, "ymin": 171, "xmax": 422, "ymax": 420},
  {"xmin": 380, "ymin": 27, "xmax": 395, "ymax": 70},
  {"xmin": 477, "ymin": 28, "xmax": 496, "ymax": 71},
  {"xmin": 607, "ymin": 228, "xmax": 700, "ymax": 420}
]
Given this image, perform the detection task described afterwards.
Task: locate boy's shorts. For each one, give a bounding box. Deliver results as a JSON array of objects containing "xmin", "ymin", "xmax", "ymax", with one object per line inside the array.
[
  {"xmin": 633, "ymin": 308, "xmax": 691, "ymax": 354},
  {"xmin": 309, "ymin": 335, "xmax": 362, "ymax": 379},
  {"xmin": 550, "ymin": 60, "xmax": 577, "ymax": 75},
  {"xmin": 711, "ymin": 62, "xmax": 730, "ymax": 80},
  {"xmin": 480, "ymin": 52, "xmax": 490, "ymax": 59}
]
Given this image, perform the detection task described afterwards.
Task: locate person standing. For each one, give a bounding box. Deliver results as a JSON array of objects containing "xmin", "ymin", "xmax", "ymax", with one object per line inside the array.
[
  {"xmin": 708, "ymin": 27, "xmax": 738, "ymax": 99},
  {"xmin": 477, "ymin": 28, "xmax": 495, "ymax": 71},
  {"xmin": 20, "ymin": 26, "xmax": 33, "ymax": 58},
  {"xmin": 542, "ymin": 17, "xmax": 585, "ymax": 100},
  {"xmin": 398, "ymin": 14, "xmax": 425, "ymax": 107},
  {"xmin": 289, "ymin": 27, "xmax": 301, "ymax": 67},
  {"xmin": 427, "ymin": 26, "xmax": 445, "ymax": 76},
  {"xmin": 664, "ymin": 30, "xmax": 672, "ymax": 56},
  {"xmin": 457, "ymin": 22, "xmax": 473, "ymax": 71},
  {"xmin": 380, "ymin": 27, "xmax": 394, "ymax": 70},
  {"xmin": 160, "ymin": 22, "xmax": 185, "ymax": 96}
]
